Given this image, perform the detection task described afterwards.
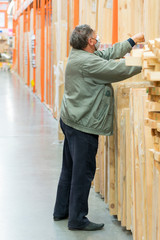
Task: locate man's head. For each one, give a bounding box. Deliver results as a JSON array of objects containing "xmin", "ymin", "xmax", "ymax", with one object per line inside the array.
[{"xmin": 70, "ymin": 24, "xmax": 100, "ymax": 53}]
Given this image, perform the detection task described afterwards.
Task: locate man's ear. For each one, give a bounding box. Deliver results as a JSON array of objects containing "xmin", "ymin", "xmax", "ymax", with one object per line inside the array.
[{"xmin": 88, "ymin": 37, "xmax": 94, "ymax": 46}]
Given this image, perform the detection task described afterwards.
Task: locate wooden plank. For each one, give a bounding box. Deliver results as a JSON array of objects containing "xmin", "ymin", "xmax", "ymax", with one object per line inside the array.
[
  {"xmin": 143, "ymin": 45, "xmax": 150, "ymax": 52},
  {"xmin": 148, "ymin": 87, "xmax": 160, "ymax": 96},
  {"xmin": 143, "ymin": 68, "xmax": 154, "ymax": 80},
  {"xmin": 118, "ymin": 0, "xmax": 144, "ymax": 42},
  {"xmin": 152, "ymin": 160, "xmax": 159, "ymax": 240},
  {"xmin": 130, "ymin": 89, "xmax": 147, "ymax": 239},
  {"xmin": 104, "ymin": 136, "xmax": 108, "ymax": 203},
  {"xmin": 142, "ymin": 51, "xmax": 157, "ymax": 60},
  {"xmin": 147, "ymin": 71, "xmax": 160, "ymax": 81},
  {"xmin": 125, "ymin": 108, "xmax": 132, "ymax": 230},
  {"xmin": 144, "ymin": 0, "xmax": 160, "ymax": 42},
  {"xmin": 148, "ymin": 95, "xmax": 160, "ymax": 103},
  {"xmin": 79, "ymin": 0, "xmax": 97, "ymax": 30},
  {"xmin": 147, "ymin": 58, "xmax": 159, "ymax": 66},
  {"xmin": 143, "ymin": 60, "xmax": 149, "ymax": 69},
  {"xmin": 148, "ymin": 40, "xmax": 155, "ymax": 51},
  {"xmin": 157, "ymin": 123, "xmax": 160, "ymax": 132},
  {"xmin": 158, "ymin": 163, "xmax": 160, "ymax": 240},
  {"xmin": 131, "ymin": 88, "xmax": 147, "ymax": 240},
  {"xmin": 118, "ymin": 0, "xmax": 130, "ymax": 42},
  {"xmin": 154, "ymin": 63, "xmax": 160, "ymax": 72},
  {"xmin": 155, "ymin": 38, "xmax": 160, "ymax": 49},
  {"xmin": 150, "ymin": 149, "xmax": 160, "ymax": 163},
  {"xmin": 94, "ymin": 155, "xmax": 100, "ymax": 193},
  {"xmin": 143, "ymin": 59, "xmax": 158, "ymax": 69},
  {"xmin": 153, "ymin": 48, "xmax": 160, "ymax": 59},
  {"xmin": 131, "ymin": 49, "xmax": 144, "ymax": 57},
  {"xmin": 120, "ymin": 110, "xmax": 126, "ymax": 227},
  {"xmin": 125, "ymin": 56, "xmax": 142, "ymax": 66},
  {"xmin": 144, "ymin": 118, "xmax": 158, "ymax": 129},
  {"xmin": 129, "ymin": 88, "xmax": 136, "ymax": 239},
  {"xmin": 148, "ymin": 112, "xmax": 160, "ymax": 121},
  {"xmin": 152, "ymin": 160, "xmax": 160, "ymax": 240},
  {"xmin": 146, "ymin": 100, "xmax": 160, "ymax": 112},
  {"xmin": 97, "ymin": 0, "xmax": 112, "ymax": 43},
  {"xmin": 144, "ymin": 129, "xmax": 154, "ymax": 240},
  {"xmin": 108, "ymin": 134, "xmax": 117, "ymax": 215},
  {"xmin": 116, "ymin": 87, "xmax": 130, "ymax": 222},
  {"xmin": 99, "ymin": 135, "xmax": 105, "ymax": 198},
  {"xmin": 153, "ymin": 134, "xmax": 160, "ymax": 152}
]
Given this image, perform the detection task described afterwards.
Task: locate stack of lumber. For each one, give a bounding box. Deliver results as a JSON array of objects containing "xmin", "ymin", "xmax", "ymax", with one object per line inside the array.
[
  {"xmin": 94, "ymin": 40, "xmax": 160, "ymax": 239},
  {"xmin": 143, "ymin": 39, "xmax": 160, "ymax": 240},
  {"xmin": 94, "ymin": 82, "xmax": 151, "ymax": 236}
]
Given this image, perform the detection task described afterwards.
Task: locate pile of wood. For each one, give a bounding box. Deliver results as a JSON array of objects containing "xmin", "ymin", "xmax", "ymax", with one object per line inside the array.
[
  {"xmin": 144, "ymin": 39, "xmax": 160, "ymax": 240},
  {"xmin": 94, "ymin": 39, "xmax": 160, "ymax": 240}
]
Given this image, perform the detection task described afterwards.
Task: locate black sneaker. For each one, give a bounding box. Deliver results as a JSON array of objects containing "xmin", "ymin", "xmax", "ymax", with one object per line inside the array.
[{"xmin": 69, "ymin": 221, "xmax": 104, "ymax": 231}]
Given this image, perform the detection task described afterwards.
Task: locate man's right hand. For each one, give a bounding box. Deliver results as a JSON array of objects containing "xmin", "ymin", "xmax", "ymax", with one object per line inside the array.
[{"xmin": 131, "ymin": 33, "xmax": 145, "ymax": 44}]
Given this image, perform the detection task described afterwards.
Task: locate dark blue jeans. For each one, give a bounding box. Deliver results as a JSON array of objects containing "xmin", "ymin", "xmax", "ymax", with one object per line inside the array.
[{"xmin": 53, "ymin": 119, "xmax": 99, "ymax": 228}]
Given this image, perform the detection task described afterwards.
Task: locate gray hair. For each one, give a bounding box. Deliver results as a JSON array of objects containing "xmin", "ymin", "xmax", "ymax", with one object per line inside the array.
[{"xmin": 70, "ymin": 24, "xmax": 94, "ymax": 50}]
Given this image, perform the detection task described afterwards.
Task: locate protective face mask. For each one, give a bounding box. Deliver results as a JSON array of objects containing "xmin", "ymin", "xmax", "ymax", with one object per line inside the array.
[{"xmin": 95, "ymin": 35, "xmax": 101, "ymax": 50}]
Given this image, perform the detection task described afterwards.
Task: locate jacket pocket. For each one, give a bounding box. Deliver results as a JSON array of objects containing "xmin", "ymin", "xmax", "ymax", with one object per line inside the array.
[{"xmin": 96, "ymin": 87, "xmax": 113, "ymax": 120}]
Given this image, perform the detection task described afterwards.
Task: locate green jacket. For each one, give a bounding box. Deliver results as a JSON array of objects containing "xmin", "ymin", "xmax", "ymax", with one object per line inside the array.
[{"xmin": 60, "ymin": 40, "xmax": 141, "ymax": 136}]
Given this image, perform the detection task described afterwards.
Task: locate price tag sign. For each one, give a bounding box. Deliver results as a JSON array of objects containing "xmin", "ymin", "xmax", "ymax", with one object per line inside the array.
[{"xmin": 0, "ymin": 12, "xmax": 5, "ymax": 28}]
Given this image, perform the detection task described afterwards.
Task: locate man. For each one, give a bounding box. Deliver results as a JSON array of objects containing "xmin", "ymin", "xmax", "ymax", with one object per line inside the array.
[{"xmin": 53, "ymin": 24, "xmax": 144, "ymax": 231}]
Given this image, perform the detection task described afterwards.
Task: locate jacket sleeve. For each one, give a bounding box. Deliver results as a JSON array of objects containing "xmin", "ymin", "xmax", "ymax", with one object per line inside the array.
[
  {"xmin": 82, "ymin": 56, "xmax": 142, "ymax": 84},
  {"xmin": 94, "ymin": 40, "xmax": 132, "ymax": 60}
]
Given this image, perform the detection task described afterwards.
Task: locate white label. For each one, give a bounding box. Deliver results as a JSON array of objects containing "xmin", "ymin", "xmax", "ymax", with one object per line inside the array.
[
  {"xmin": 0, "ymin": 12, "xmax": 5, "ymax": 28},
  {"xmin": 107, "ymin": 0, "xmax": 113, "ymax": 9},
  {"xmin": 92, "ymin": 0, "xmax": 96, "ymax": 13}
]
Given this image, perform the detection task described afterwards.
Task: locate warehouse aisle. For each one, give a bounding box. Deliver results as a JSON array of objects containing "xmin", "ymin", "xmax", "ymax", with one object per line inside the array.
[{"xmin": 0, "ymin": 71, "xmax": 133, "ymax": 240}]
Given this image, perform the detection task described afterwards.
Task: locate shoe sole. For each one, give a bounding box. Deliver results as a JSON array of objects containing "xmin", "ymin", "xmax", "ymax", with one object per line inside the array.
[
  {"xmin": 68, "ymin": 226, "xmax": 104, "ymax": 231},
  {"xmin": 54, "ymin": 217, "xmax": 68, "ymax": 221}
]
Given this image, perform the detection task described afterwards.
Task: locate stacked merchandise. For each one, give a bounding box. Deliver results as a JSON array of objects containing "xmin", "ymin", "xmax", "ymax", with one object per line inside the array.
[
  {"xmin": 0, "ymin": 33, "xmax": 12, "ymax": 70},
  {"xmin": 143, "ymin": 39, "xmax": 160, "ymax": 240}
]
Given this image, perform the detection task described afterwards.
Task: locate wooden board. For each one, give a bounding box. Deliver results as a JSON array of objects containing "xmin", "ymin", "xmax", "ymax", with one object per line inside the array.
[
  {"xmin": 108, "ymin": 134, "xmax": 117, "ymax": 215},
  {"xmin": 144, "ymin": 131, "xmax": 154, "ymax": 240},
  {"xmin": 120, "ymin": 109, "xmax": 126, "ymax": 227},
  {"xmin": 130, "ymin": 88, "xmax": 147, "ymax": 240},
  {"xmin": 152, "ymin": 161, "xmax": 160, "ymax": 240},
  {"xmin": 99, "ymin": 135, "xmax": 105, "ymax": 198},
  {"xmin": 94, "ymin": 154, "xmax": 100, "ymax": 193},
  {"xmin": 125, "ymin": 56, "xmax": 142, "ymax": 66},
  {"xmin": 104, "ymin": 136, "xmax": 109, "ymax": 203},
  {"xmin": 118, "ymin": 0, "xmax": 144, "ymax": 42},
  {"xmin": 144, "ymin": 0, "xmax": 160, "ymax": 42},
  {"xmin": 147, "ymin": 87, "xmax": 160, "ymax": 96},
  {"xmin": 146, "ymin": 101, "xmax": 160, "ymax": 112},
  {"xmin": 147, "ymin": 71, "xmax": 160, "ymax": 81},
  {"xmin": 97, "ymin": 0, "xmax": 112, "ymax": 43},
  {"xmin": 125, "ymin": 108, "xmax": 132, "ymax": 230},
  {"xmin": 79, "ymin": 0, "xmax": 97, "ymax": 30}
]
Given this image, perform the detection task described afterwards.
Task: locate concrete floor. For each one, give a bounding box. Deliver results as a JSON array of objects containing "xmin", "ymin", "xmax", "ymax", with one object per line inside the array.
[{"xmin": 0, "ymin": 71, "xmax": 133, "ymax": 240}]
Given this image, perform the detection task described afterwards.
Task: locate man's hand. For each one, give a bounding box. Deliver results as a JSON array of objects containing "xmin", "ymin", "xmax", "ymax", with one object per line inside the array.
[{"xmin": 131, "ymin": 33, "xmax": 145, "ymax": 44}]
